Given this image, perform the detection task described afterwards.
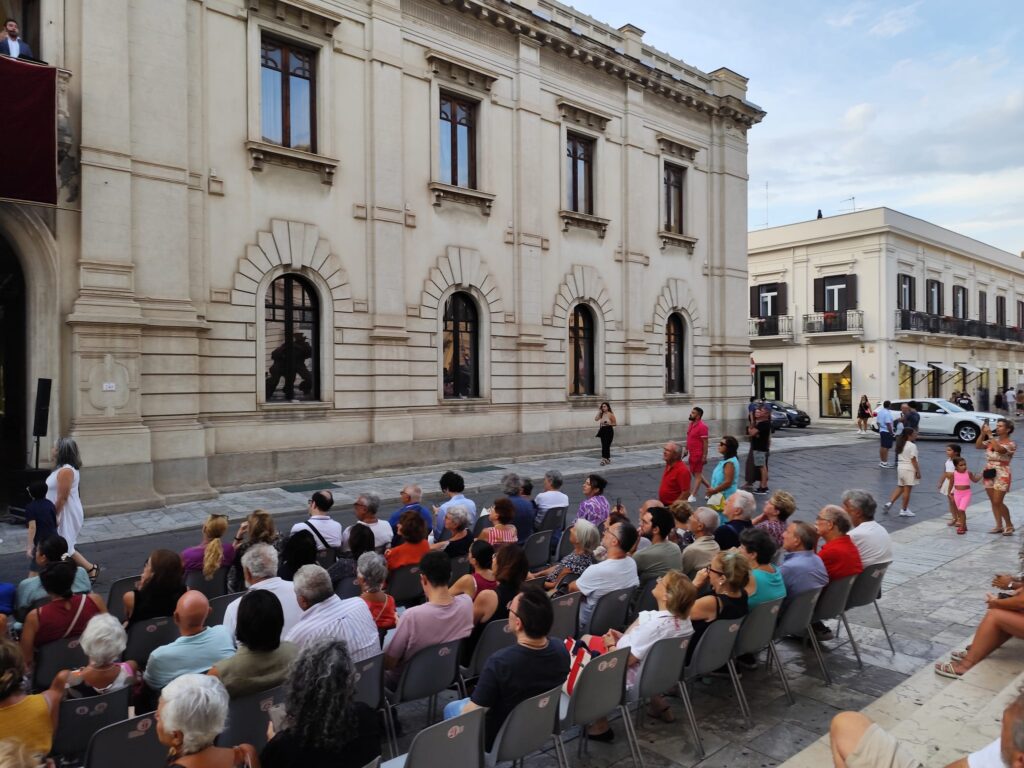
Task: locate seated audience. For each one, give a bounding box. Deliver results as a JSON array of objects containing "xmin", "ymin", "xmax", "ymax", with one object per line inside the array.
[
  {"xmin": 713, "ymin": 490, "xmax": 755, "ymax": 550},
  {"xmin": 284, "ymin": 565, "xmax": 379, "ymax": 661},
  {"xmin": 181, "ymin": 514, "xmax": 236, "ymax": 578},
  {"xmin": 15, "ymin": 535, "xmax": 91, "ymax": 620},
  {"xmin": 20, "ymin": 559, "xmax": 106, "ymax": 669},
  {"xmin": 261, "ymin": 639, "xmax": 380, "ymax": 768},
  {"xmin": 357, "ymin": 552, "xmax": 396, "ymax": 633},
  {"xmin": 521, "ymin": 477, "xmax": 534, "ymax": 502},
  {"xmin": 277, "ymin": 530, "xmax": 318, "ymax": 581},
  {"xmin": 343, "ymin": 493, "xmax": 393, "ymax": 551},
  {"xmin": 143, "ymin": 591, "xmax": 236, "ymax": 692},
  {"xmin": 502, "ymin": 473, "xmax": 536, "ymax": 544},
  {"xmin": 222, "ymin": 544, "xmax": 303, "ymax": 641},
  {"xmin": 778, "ymin": 521, "xmax": 829, "ymax": 598},
  {"xmin": 156, "ymin": 674, "xmax": 260, "ymax": 767},
  {"xmin": 465, "ymin": 545, "xmax": 530, "ymax": 660},
  {"xmin": 385, "ymin": 510, "xmax": 430, "ymax": 571},
  {"xmin": 0, "ymin": 739, "xmax": 38, "ymax": 768},
  {"xmin": 430, "ymin": 505, "xmax": 473, "ymax": 558},
  {"xmin": 682, "ymin": 507, "xmax": 721, "ymax": 579},
  {"xmin": 385, "ymin": 551, "xmax": 473, "ymax": 686},
  {"xmin": 816, "ymin": 505, "xmax": 864, "ymax": 580},
  {"xmin": 534, "ymin": 470, "xmax": 570, "ymax": 527},
  {"xmin": 935, "ymin": 583, "xmax": 1024, "ymax": 679},
  {"xmin": 290, "ymin": 491, "xmax": 342, "ymax": 550},
  {"xmin": 570, "ymin": 521, "xmax": 640, "ymax": 631},
  {"xmin": 479, "ymin": 498, "xmax": 519, "ymax": 548},
  {"xmin": 327, "ymin": 524, "xmax": 375, "ymax": 585},
  {"xmin": 23, "ymin": 482, "xmax": 57, "ymax": 575},
  {"xmin": 751, "ymin": 490, "xmax": 796, "ymax": 549},
  {"xmin": 577, "ymin": 474, "xmax": 612, "ymax": 528},
  {"xmin": 433, "ymin": 470, "xmax": 478, "ymax": 539},
  {"xmin": 444, "ymin": 588, "xmax": 570, "ymax": 749},
  {"xmin": 210, "ymin": 591, "xmax": 298, "ymax": 698},
  {"xmin": 668, "ymin": 499, "xmax": 694, "ymax": 548},
  {"xmin": 227, "ymin": 510, "xmax": 281, "ymax": 593},
  {"xmin": 687, "ymin": 552, "xmax": 750, "ymax": 663},
  {"xmin": 388, "ymin": 484, "xmax": 433, "ymax": 537},
  {"xmin": 739, "ymin": 528, "xmax": 787, "ymax": 607},
  {"xmin": 842, "ymin": 489, "xmax": 893, "ymax": 567},
  {"xmin": 634, "ymin": 504, "xmax": 684, "ymax": 582},
  {"xmin": 581, "ymin": 571, "xmax": 697, "ymax": 737},
  {"xmin": 123, "ymin": 548, "xmax": 185, "ymax": 626},
  {"xmin": 449, "ymin": 541, "xmax": 497, "ymax": 600},
  {"xmin": 0, "ymin": 637, "xmax": 64, "ymax": 760},
  {"xmin": 534, "ymin": 519, "xmax": 599, "ymax": 590},
  {"xmin": 63, "ymin": 614, "xmax": 137, "ymax": 696}
]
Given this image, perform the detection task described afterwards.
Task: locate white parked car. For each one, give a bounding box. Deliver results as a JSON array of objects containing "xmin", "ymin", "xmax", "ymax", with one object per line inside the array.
[{"xmin": 869, "ymin": 398, "xmax": 1002, "ymax": 442}]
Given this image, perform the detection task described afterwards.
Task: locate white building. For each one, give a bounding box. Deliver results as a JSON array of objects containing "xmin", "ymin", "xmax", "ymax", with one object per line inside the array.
[{"xmin": 748, "ymin": 208, "xmax": 1024, "ymax": 422}]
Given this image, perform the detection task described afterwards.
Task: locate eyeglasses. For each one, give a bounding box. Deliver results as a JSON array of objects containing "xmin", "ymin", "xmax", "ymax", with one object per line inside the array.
[
  {"xmin": 505, "ymin": 600, "xmax": 520, "ymax": 619},
  {"xmin": 706, "ymin": 566, "xmax": 724, "ymax": 576},
  {"xmin": 354, "ymin": 502, "xmax": 367, "ymax": 509}
]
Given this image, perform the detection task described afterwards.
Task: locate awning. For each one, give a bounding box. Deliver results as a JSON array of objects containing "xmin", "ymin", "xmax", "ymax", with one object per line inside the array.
[
  {"xmin": 930, "ymin": 362, "xmax": 957, "ymax": 373},
  {"xmin": 809, "ymin": 362, "xmax": 851, "ymax": 375},
  {"xmin": 899, "ymin": 360, "xmax": 930, "ymax": 371},
  {"xmin": 958, "ymin": 363, "xmax": 983, "ymax": 374}
]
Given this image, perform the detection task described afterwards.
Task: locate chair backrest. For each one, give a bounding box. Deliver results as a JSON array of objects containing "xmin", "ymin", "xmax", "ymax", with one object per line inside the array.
[
  {"xmin": 217, "ymin": 685, "xmax": 285, "ymax": 751},
  {"xmin": 207, "ymin": 591, "xmax": 246, "ymax": 626},
  {"xmin": 463, "ymin": 619, "xmax": 516, "ymax": 679},
  {"xmin": 353, "ymin": 652, "xmax": 386, "ymax": 710},
  {"xmin": 523, "ymin": 530, "xmax": 554, "ymax": 571},
  {"xmin": 449, "ymin": 556, "xmax": 472, "ymax": 586},
  {"xmin": 361, "ymin": 759, "xmax": 381, "ymax": 768},
  {"xmin": 472, "ymin": 516, "xmax": 493, "ymax": 538},
  {"xmin": 316, "ymin": 547, "xmax": 338, "ymax": 567},
  {"xmin": 85, "ymin": 711, "xmax": 166, "ymax": 768},
  {"xmin": 52, "ymin": 685, "xmax": 132, "ymax": 758},
  {"xmin": 487, "ymin": 686, "xmax": 561, "ymax": 764},
  {"xmin": 556, "ymin": 529, "xmax": 574, "ymax": 562},
  {"xmin": 811, "ymin": 575, "xmax": 857, "ymax": 623},
  {"xmin": 549, "ymin": 592, "xmax": 582, "ymax": 640},
  {"xmin": 845, "ymin": 562, "xmax": 891, "ymax": 611},
  {"xmin": 393, "ymin": 639, "xmax": 463, "ymax": 705},
  {"xmin": 684, "ymin": 617, "xmax": 745, "ymax": 679},
  {"xmin": 124, "ymin": 616, "xmax": 178, "ymax": 670},
  {"xmin": 106, "ymin": 575, "xmax": 141, "ymax": 622},
  {"xmin": 33, "ymin": 637, "xmax": 88, "ymax": 691},
  {"xmin": 634, "ymin": 635, "xmax": 690, "ymax": 702},
  {"xmin": 335, "ymin": 576, "xmax": 362, "ymax": 599},
  {"xmin": 733, "ymin": 598, "xmax": 783, "ymax": 658},
  {"xmin": 388, "ymin": 564, "xmax": 424, "ymax": 607},
  {"xmin": 538, "ymin": 507, "xmax": 568, "ymax": 533},
  {"xmin": 586, "ymin": 587, "xmax": 635, "ymax": 635},
  {"xmin": 562, "ymin": 647, "xmax": 630, "ymax": 728},
  {"xmin": 773, "ymin": 588, "xmax": 822, "ymax": 639},
  {"xmin": 634, "ymin": 578, "xmax": 659, "ymax": 615},
  {"xmin": 402, "ymin": 706, "xmax": 485, "ymax": 768},
  {"xmin": 184, "ymin": 565, "xmax": 230, "ymax": 599}
]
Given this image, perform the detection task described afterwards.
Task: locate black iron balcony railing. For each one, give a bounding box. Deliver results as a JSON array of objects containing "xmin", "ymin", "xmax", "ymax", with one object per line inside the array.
[
  {"xmin": 893, "ymin": 310, "xmax": 1024, "ymax": 343},
  {"xmin": 748, "ymin": 315, "xmax": 793, "ymax": 338},
  {"xmin": 803, "ymin": 310, "xmax": 864, "ymax": 334}
]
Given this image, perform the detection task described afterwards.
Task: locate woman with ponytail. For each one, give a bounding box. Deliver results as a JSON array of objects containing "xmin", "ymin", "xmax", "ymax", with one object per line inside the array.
[
  {"xmin": 0, "ymin": 636, "xmax": 67, "ymax": 759},
  {"xmin": 883, "ymin": 427, "xmax": 921, "ymax": 518},
  {"xmin": 181, "ymin": 514, "xmax": 236, "ymax": 579}
]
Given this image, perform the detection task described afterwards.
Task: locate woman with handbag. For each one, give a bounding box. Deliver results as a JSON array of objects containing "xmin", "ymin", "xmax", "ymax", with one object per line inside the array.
[{"xmin": 594, "ymin": 402, "xmax": 617, "ymax": 465}]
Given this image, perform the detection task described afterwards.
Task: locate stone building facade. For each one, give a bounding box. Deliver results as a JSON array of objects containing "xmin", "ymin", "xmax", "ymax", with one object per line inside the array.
[
  {"xmin": 748, "ymin": 208, "xmax": 1024, "ymax": 421},
  {"xmin": 0, "ymin": 0, "xmax": 763, "ymax": 514}
]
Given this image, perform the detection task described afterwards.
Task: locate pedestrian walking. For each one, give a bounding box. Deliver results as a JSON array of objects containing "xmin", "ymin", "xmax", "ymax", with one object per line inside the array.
[
  {"xmin": 684, "ymin": 406, "xmax": 710, "ymax": 502},
  {"xmin": 975, "ymin": 418, "xmax": 1016, "ymax": 536},
  {"xmin": 856, "ymin": 396, "xmax": 871, "ymax": 435},
  {"xmin": 883, "ymin": 428, "xmax": 920, "ymax": 517},
  {"xmin": 876, "ymin": 399, "xmax": 895, "ymax": 468},
  {"xmin": 594, "ymin": 402, "xmax": 616, "ymax": 465},
  {"xmin": 1006, "ymin": 388, "xmax": 1017, "ymax": 417},
  {"xmin": 949, "ymin": 456, "xmax": 981, "ymax": 535},
  {"xmin": 940, "ymin": 444, "xmax": 961, "ymax": 527},
  {"xmin": 46, "ymin": 437, "xmax": 100, "ymax": 581}
]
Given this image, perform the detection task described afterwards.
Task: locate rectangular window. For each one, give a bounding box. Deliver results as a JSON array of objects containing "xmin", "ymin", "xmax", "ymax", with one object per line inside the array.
[
  {"xmin": 439, "ymin": 92, "xmax": 477, "ymax": 189},
  {"xmin": 926, "ymin": 279, "xmax": 943, "ymax": 315},
  {"xmin": 897, "ymin": 274, "xmax": 915, "ymax": 310},
  {"xmin": 996, "ymin": 295, "xmax": 1007, "ymax": 326},
  {"xmin": 565, "ymin": 132, "xmax": 594, "ymax": 214},
  {"xmin": 979, "ymin": 291, "xmax": 988, "ymax": 323},
  {"xmin": 261, "ymin": 36, "xmax": 316, "ymax": 152},
  {"xmin": 759, "ymin": 284, "xmax": 778, "ymax": 317},
  {"xmin": 663, "ymin": 163, "xmax": 685, "ymax": 233},
  {"xmin": 953, "ymin": 286, "xmax": 967, "ymax": 319},
  {"xmin": 1018, "ymin": 300, "xmax": 1024, "ymax": 329},
  {"xmin": 824, "ymin": 276, "xmax": 847, "ymax": 312}
]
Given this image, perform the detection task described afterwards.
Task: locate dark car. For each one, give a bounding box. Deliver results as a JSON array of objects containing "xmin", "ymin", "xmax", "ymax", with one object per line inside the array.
[
  {"xmin": 767, "ymin": 405, "xmax": 789, "ymax": 432},
  {"xmin": 769, "ymin": 401, "xmax": 811, "ymax": 428}
]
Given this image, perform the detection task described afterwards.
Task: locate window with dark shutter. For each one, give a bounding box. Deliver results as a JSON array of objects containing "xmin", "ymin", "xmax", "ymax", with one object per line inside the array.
[
  {"xmin": 776, "ymin": 283, "xmax": 788, "ymax": 315},
  {"xmin": 749, "ymin": 285, "xmax": 760, "ymax": 318},
  {"xmin": 813, "ymin": 278, "xmax": 825, "ymax": 312},
  {"xmin": 979, "ymin": 292, "xmax": 988, "ymax": 323},
  {"xmin": 953, "ymin": 286, "xmax": 967, "ymax": 319},
  {"xmin": 996, "ymin": 296, "xmax": 1007, "ymax": 326}
]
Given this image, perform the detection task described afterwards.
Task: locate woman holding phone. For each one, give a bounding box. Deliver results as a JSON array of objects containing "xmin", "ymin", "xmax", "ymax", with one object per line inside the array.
[
  {"xmin": 594, "ymin": 402, "xmax": 617, "ymax": 465},
  {"xmin": 976, "ymin": 418, "xmax": 1017, "ymax": 535}
]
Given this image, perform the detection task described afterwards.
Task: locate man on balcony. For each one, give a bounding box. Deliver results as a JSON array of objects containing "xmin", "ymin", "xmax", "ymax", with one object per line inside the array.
[{"xmin": 1, "ymin": 19, "xmax": 34, "ymax": 59}]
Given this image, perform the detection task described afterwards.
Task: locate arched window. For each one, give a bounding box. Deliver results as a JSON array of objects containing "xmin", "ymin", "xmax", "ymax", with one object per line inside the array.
[
  {"xmin": 265, "ymin": 274, "xmax": 319, "ymax": 402},
  {"xmin": 570, "ymin": 305, "xmax": 596, "ymax": 396},
  {"xmin": 666, "ymin": 313, "xmax": 685, "ymax": 393},
  {"xmin": 443, "ymin": 292, "xmax": 479, "ymax": 398}
]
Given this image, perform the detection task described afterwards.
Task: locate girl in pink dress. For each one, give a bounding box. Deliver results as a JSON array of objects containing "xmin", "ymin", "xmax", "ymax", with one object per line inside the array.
[{"xmin": 950, "ymin": 457, "xmax": 981, "ymax": 535}]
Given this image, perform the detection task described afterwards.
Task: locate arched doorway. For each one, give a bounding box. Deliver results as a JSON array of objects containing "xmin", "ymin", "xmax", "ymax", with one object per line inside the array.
[{"xmin": 0, "ymin": 234, "xmax": 26, "ymax": 509}]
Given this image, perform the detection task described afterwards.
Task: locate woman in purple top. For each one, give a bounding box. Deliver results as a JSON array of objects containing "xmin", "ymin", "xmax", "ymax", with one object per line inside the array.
[
  {"xmin": 577, "ymin": 474, "xmax": 611, "ymax": 527},
  {"xmin": 180, "ymin": 514, "xmax": 235, "ymax": 578}
]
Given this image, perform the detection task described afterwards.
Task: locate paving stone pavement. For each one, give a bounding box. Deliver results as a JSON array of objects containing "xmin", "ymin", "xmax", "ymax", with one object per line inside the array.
[{"xmin": 3, "ymin": 425, "xmax": 1022, "ymax": 766}]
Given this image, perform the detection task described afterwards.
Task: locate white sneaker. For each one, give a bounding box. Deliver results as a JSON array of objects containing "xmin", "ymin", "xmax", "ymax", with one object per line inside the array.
[
  {"xmin": 899, "ymin": 509, "xmax": 916, "ymax": 517},
  {"xmin": 879, "ymin": 462, "xmax": 889, "ymax": 468},
  {"xmin": 687, "ymin": 496, "xmax": 697, "ymax": 503},
  {"xmin": 883, "ymin": 501, "xmax": 892, "ymax": 512}
]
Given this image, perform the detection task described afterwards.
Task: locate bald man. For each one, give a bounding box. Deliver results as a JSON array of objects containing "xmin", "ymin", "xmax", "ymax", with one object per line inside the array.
[{"xmin": 142, "ymin": 590, "xmax": 236, "ymax": 691}]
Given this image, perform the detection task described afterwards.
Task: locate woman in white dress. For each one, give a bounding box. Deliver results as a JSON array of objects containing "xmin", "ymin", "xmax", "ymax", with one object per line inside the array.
[{"xmin": 46, "ymin": 437, "xmax": 99, "ymax": 580}]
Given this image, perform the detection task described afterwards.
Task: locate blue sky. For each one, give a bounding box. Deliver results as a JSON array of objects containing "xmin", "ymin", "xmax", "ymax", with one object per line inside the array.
[{"xmin": 570, "ymin": 1, "xmax": 1024, "ymax": 255}]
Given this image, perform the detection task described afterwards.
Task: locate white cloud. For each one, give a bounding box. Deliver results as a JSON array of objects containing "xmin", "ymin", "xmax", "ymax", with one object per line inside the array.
[
  {"xmin": 869, "ymin": 2, "xmax": 922, "ymax": 38},
  {"xmin": 826, "ymin": 3, "xmax": 867, "ymax": 29},
  {"xmin": 842, "ymin": 103, "xmax": 877, "ymax": 132}
]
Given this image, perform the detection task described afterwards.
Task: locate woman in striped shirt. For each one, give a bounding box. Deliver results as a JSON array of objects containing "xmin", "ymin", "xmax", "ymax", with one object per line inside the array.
[{"xmin": 479, "ymin": 499, "xmax": 519, "ymax": 548}]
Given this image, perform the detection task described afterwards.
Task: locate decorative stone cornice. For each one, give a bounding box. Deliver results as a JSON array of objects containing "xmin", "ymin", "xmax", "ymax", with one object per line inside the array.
[
  {"xmin": 559, "ymin": 209, "xmax": 609, "ymax": 238},
  {"xmin": 557, "ymin": 99, "xmax": 612, "ymax": 132},
  {"xmin": 245, "ymin": 140, "xmax": 339, "ymax": 185},
  {"xmin": 426, "ymin": 50, "xmax": 500, "ymax": 93},
  {"xmin": 428, "ymin": 182, "xmax": 496, "ymax": 215},
  {"xmin": 658, "ymin": 231, "xmax": 697, "ymax": 253},
  {"xmin": 247, "ymin": 0, "xmax": 340, "ymax": 37},
  {"xmin": 656, "ymin": 134, "xmax": 700, "ymax": 162}
]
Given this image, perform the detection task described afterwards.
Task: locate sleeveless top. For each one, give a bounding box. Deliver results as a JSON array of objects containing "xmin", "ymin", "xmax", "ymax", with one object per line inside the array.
[
  {"xmin": 464, "ymin": 581, "xmax": 519, "ymax": 662},
  {"xmin": 471, "ymin": 572, "xmax": 497, "ymax": 595},
  {"xmin": 710, "ymin": 457, "xmax": 741, "ymax": 499},
  {"xmin": 35, "ymin": 594, "xmax": 101, "ymax": 646},
  {"xmin": 66, "ymin": 662, "xmax": 135, "ymax": 697},
  {"xmin": 361, "ymin": 593, "xmax": 397, "ymax": 630},
  {"xmin": 484, "ymin": 525, "xmax": 518, "ymax": 548},
  {"xmin": 129, "ymin": 584, "xmax": 186, "ymax": 626},
  {"xmin": 0, "ymin": 693, "xmax": 53, "ymax": 756},
  {"xmin": 685, "ymin": 591, "xmax": 748, "ymax": 663},
  {"xmin": 46, "ymin": 464, "xmax": 84, "ymax": 550}
]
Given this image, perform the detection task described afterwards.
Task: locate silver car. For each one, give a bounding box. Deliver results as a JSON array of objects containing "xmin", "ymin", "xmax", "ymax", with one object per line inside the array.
[{"xmin": 870, "ymin": 398, "xmax": 1002, "ymax": 442}]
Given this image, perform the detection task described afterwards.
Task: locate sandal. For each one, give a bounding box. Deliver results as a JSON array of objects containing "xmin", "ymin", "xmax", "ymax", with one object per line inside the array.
[
  {"xmin": 647, "ymin": 703, "xmax": 675, "ymax": 723},
  {"xmin": 934, "ymin": 661, "xmax": 965, "ymax": 679},
  {"xmin": 1004, "ymin": 527, "xmax": 1016, "ymax": 537},
  {"xmin": 947, "ymin": 519, "xmax": 958, "ymax": 526},
  {"xmin": 988, "ymin": 528, "xmax": 1005, "ymax": 534},
  {"xmin": 87, "ymin": 564, "xmax": 101, "ymax": 582},
  {"xmin": 950, "ymin": 648, "xmax": 969, "ymax": 661},
  {"xmin": 956, "ymin": 526, "xmax": 967, "ymax": 535}
]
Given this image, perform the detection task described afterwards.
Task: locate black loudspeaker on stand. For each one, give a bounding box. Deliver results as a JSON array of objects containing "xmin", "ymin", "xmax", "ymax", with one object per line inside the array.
[{"xmin": 32, "ymin": 378, "xmax": 51, "ymax": 469}]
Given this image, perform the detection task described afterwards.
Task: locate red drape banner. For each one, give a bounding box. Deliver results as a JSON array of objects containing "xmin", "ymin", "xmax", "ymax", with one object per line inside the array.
[{"xmin": 0, "ymin": 55, "xmax": 58, "ymax": 205}]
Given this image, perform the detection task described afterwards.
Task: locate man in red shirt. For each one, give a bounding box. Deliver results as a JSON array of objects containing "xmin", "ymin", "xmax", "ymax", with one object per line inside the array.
[
  {"xmin": 658, "ymin": 442, "xmax": 691, "ymax": 506},
  {"xmin": 684, "ymin": 407, "xmax": 710, "ymax": 502},
  {"xmin": 815, "ymin": 505, "xmax": 864, "ymax": 581}
]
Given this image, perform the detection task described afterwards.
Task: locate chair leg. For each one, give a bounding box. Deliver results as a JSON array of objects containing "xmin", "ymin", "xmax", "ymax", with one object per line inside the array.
[
  {"xmin": 726, "ymin": 660, "xmax": 752, "ymax": 727},
  {"xmin": 806, "ymin": 626, "xmax": 833, "ymax": 686},
  {"xmin": 839, "ymin": 612, "xmax": 863, "ymax": 668},
  {"xmin": 676, "ymin": 681, "xmax": 705, "ymax": 758},
  {"xmin": 875, "ymin": 600, "xmax": 896, "ymax": 654},
  {"xmin": 619, "ymin": 704, "xmax": 644, "ymax": 768},
  {"xmin": 553, "ymin": 732, "xmax": 569, "ymax": 768},
  {"xmin": 384, "ymin": 702, "xmax": 399, "ymax": 758},
  {"xmin": 768, "ymin": 641, "xmax": 794, "ymax": 705}
]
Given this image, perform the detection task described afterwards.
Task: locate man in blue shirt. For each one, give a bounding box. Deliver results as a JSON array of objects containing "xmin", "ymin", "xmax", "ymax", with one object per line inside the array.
[
  {"xmin": 876, "ymin": 399, "xmax": 896, "ymax": 468},
  {"xmin": 778, "ymin": 521, "xmax": 828, "ymax": 599},
  {"xmin": 502, "ymin": 472, "xmax": 535, "ymax": 544},
  {"xmin": 143, "ymin": 591, "xmax": 236, "ymax": 691},
  {"xmin": 432, "ymin": 471, "xmax": 477, "ymax": 539},
  {"xmin": 388, "ymin": 484, "xmax": 433, "ymax": 543}
]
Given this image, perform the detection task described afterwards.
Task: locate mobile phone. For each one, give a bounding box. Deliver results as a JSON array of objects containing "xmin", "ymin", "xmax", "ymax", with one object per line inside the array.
[
  {"xmin": 268, "ymin": 703, "xmax": 287, "ymax": 732},
  {"xmin": 615, "ymin": 497, "xmax": 622, "ymax": 508},
  {"xmin": 999, "ymin": 592, "xmax": 1014, "ymax": 600}
]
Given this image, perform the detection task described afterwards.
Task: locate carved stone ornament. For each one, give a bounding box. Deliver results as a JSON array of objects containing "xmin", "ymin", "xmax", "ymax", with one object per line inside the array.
[
  {"xmin": 656, "ymin": 134, "xmax": 700, "ymax": 162},
  {"xmin": 658, "ymin": 231, "xmax": 698, "ymax": 253},
  {"xmin": 426, "ymin": 50, "xmax": 499, "ymax": 93},
  {"xmin": 557, "ymin": 99, "xmax": 611, "ymax": 132},
  {"xmin": 428, "ymin": 182, "xmax": 496, "ymax": 215},
  {"xmin": 245, "ymin": 140, "xmax": 339, "ymax": 185},
  {"xmin": 559, "ymin": 209, "xmax": 610, "ymax": 238}
]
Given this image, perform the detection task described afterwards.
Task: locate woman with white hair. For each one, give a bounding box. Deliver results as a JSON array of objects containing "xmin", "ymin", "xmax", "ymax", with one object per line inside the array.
[
  {"xmin": 64, "ymin": 614, "xmax": 137, "ymax": 697},
  {"xmin": 533, "ymin": 519, "xmax": 599, "ymax": 592},
  {"xmin": 429, "ymin": 504, "xmax": 472, "ymax": 558},
  {"xmin": 157, "ymin": 674, "xmax": 260, "ymax": 767},
  {"xmin": 45, "ymin": 437, "xmax": 99, "ymax": 580},
  {"xmin": 356, "ymin": 552, "xmax": 396, "ymax": 634}
]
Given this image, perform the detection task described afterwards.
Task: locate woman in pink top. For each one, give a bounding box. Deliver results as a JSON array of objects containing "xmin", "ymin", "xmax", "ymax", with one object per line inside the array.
[{"xmin": 479, "ymin": 499, "xmax": 518, "ymax": 548}]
